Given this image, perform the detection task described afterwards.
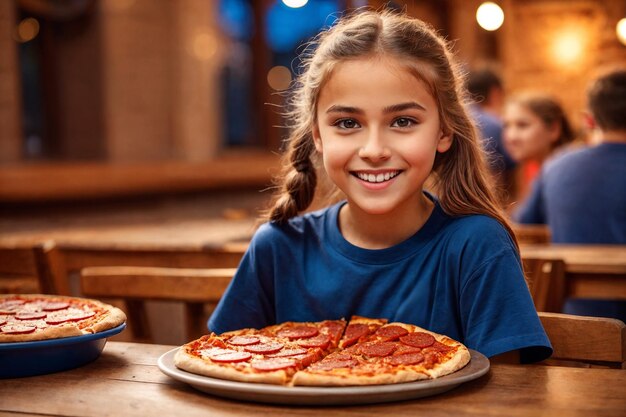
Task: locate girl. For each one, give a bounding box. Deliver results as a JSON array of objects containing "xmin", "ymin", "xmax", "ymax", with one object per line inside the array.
[
  {"xmin": 209, "ymin": 10, "xmax": 551, "ymax": 363},
  {"xmin": 503, "ymin": 93, "xmax": 576, "ymax": 203}
]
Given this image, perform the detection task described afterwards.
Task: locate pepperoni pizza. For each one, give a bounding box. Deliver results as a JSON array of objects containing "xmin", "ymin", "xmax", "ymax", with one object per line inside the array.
[
  {"xmin": 0, "ymin": 294, "xmax": 127, "ymax": 343},
  {"xmin": 174, "ymin": 316, "xmax": 471, "ymax": 386}
]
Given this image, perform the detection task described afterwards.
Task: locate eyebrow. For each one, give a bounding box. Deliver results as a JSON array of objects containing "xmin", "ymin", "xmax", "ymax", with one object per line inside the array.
[{"xmin": 325, "ymin": 101, "xmax": 426, "ymax": 114}]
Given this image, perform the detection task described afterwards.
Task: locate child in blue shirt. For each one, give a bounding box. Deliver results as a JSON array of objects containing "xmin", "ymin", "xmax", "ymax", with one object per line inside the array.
[{"xmin": 210, "ymin": 10, "xmax": 551, "ymax": 363}]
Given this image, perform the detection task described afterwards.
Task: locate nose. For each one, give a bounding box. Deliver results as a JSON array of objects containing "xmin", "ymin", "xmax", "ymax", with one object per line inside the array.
[{"xmin": 358, "ymin": 129, "xmax": 391, "ymax": 162}]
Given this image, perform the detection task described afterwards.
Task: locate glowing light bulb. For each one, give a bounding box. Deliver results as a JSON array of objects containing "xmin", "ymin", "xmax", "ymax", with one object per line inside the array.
[
  {"xmin": 617, "ymin": 18, "xmax": 626, "ymax": 46},
  {"xmin": 552, "ymin": 31, "xmax": 583, "ymax": 65},
  {"xmin": 282, "ymin": 0, "xmax": 308, "ymax": 8},
  {"xmin": 476, "ymin": 2, "xmax": 504, "ymax": 31}
]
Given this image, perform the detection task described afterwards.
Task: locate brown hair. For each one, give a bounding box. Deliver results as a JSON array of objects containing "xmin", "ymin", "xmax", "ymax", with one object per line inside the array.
[
  {"xmin": 587, "ymin": 69, "xmax": 626, "ymax": 131},
  {"xmin": 506, "ymin": 92, "xmax": 575, "ymax": 149},
  {"xmin": 265, "ymin": 9, "xmax": 518, "ymax": 247}
]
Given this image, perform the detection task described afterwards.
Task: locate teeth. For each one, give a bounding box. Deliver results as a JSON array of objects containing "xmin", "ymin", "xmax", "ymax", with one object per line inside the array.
[{"xmin": 356, "ymin": 171, "xmax": 399, "ymax": 183}]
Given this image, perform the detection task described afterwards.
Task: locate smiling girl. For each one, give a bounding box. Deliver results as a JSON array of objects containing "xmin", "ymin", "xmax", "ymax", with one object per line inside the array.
[{"xmin": 209, "ymin": 10, "xmax": 551, "ymax": 363}]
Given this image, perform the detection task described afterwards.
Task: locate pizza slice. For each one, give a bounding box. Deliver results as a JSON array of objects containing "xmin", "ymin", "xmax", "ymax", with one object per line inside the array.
[
  {"xmin": 291, "ymin": 321, "xmax": 470, "ymax": 386},
  {"xmin": 173, "ymin": 319, "xmax": 346, "ymax": 385}
]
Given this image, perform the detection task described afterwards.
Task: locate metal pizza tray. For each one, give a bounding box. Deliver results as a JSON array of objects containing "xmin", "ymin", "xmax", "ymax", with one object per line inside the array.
[
  {"xmin": 158, "ymin": 347, "xmax": 490, "ymax": 405},
  {"xmin": 0, "ymin": 322, "xmax": 126, "ymax": 378}
]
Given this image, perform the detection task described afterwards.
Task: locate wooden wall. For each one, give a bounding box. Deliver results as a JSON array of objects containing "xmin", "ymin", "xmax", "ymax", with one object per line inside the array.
[
  {"xmin": 0, "ymin": 0, "xmax": 624, "ymax": 200},
  {"xmin": 0, "ymin": 1, "xmax": 22, "ymax": 163}
]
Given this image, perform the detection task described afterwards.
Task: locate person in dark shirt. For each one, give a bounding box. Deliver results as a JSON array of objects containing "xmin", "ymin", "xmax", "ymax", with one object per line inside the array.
[
  {"xmin": 514, "ymin": 68, "xmax": 626, "ymax": 321},
  {"xmin": 466, "ymin": 68, "xmax": 516, "ymax": 204}
]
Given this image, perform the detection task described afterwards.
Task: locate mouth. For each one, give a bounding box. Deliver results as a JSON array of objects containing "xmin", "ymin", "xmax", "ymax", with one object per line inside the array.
[{"xmin": 351, "ymin": 170, "xmax": 401, "ymax": 184}]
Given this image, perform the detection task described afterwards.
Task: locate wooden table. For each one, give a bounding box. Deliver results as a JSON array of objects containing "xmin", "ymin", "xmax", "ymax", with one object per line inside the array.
[
  {"xmin": 520, "ymin": 244, "xmax": 626, "ymax": 300},
  {"xmin": 1, "ymin": 342, "xmax": 625, "ymax": 417}
]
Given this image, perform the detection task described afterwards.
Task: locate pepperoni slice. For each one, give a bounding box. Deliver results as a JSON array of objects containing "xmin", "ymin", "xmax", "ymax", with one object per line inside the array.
[
  {"xmin": 42, "ymin": 302, "xmax": 70, "ymax": 312},
  {"xmin": 0, "ymin": 317, "xmax": 7, "ymax": 326},
  {"xmin": 45, "ymin": 310, "xmax": 95, "ymax": 325},
  {"xmin": 393, "ymin": 345, "xmax": 422, "ymax": 355},
  {"xmin": 267, "ymin": 348, "xmax": 308, "ymax": 358},
  {"xmin": 312, "ymin": 358, "xmax": 358, "ymax": 371},
  {"xmin": 15, "ymin": 312, "xmax": 47, "ymax": 321},
  {"xmin": 199, "ymin": 347, "xmax": 232, "ymax": 358},
  {"xmin": 389, "ymin": 352, "xmax": 425, "ymax": 366},
  {"xmin": 244, "ymin": 342, "xmax": 284, "ymax": 354},
  {"xmin": 277, "ymin": 325, "xmax": 319, "ymax": 340},
  {"xmin": 375, "ymin": 325, "xmax": 409, "ymax": 341},
  {"xmin": 400, "ymin": 332, "xmax": 435, "ymax": 348},
  {"xmin": 357, "ymin": 341, "xmax": 397, "ymax": 357},
  {"xmin": 251, "ymin": 358, "xmax": 296, "ymax": 371},
  {"xmin": 209, "ymin": 351, "xmax": 252, "ymax": 363},
  {"xmin": 342, "ymin": 323, "xmax": 370, "ymax": 347},
  {"xmin": 1, "ymin": 324, "xmax": 37, "ymax": 334},
  {"xmin": 297, "ymin": 334, "xmax": 330, "ymax": 349},
  {"xmin": 227, "ymin": 335, "xmax": 260, "ymax": 346},
  {"xmin": 0, "ymin": 307, "xmax": 19, "ymax": 315}
]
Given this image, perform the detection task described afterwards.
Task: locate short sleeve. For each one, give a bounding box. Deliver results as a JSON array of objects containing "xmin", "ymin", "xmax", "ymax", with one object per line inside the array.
[{"xmin": 460, "ymin": 249, "xmax": 552, "ymax": 363}]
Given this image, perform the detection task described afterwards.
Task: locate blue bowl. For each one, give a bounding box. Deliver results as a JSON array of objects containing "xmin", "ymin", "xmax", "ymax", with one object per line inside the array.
[{"xmin": 0, "ymin": 322, "xmax": 126, "ymax": 378}]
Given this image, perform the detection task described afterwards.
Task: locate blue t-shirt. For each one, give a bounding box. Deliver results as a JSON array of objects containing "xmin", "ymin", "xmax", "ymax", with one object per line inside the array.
[
  {"xmin": 209, "ymin": 198, "xmax": 552, "ymax": 362},
  {"xmin": 514, "ymin": 143, "xmax": 626, "ymax": 243}
]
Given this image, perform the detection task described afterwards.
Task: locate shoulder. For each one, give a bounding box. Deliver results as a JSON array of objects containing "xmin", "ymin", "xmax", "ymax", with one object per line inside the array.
[
  {"xmin": 443, "ymin": 213, "xmax": 513, "ymax": 247},
  {"xmin": 543, "ymin": 143, "xmax": 624, "ymax": 173},
  {"xmin": 436, "ymin": 213, "xmax": 519, "ymax": 269}
]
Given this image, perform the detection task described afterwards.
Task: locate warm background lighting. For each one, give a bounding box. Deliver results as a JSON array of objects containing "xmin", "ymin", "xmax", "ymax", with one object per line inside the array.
[
  {"xmin": 267, "ymin": 65, "xmax": 292, "ymax": 91},
  {"xmin": 552, "ymin": 30, "xmax": 584, "ymax": 65},
  {"xmin": 476, "ymin": 2, "xmax": 504, "ymax": 31},
  {"xmin": 282, "ymin": 0, "xmax": 308, "ymax": 8},
  {"xmin": 617, "ymin": 18, "xmax": 626, "ymax": 46}
]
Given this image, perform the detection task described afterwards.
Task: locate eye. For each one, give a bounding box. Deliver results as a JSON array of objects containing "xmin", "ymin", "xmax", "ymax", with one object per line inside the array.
[
  {"xmin": 391, "ymin": 117, "xmax": 417, "ymax": 128},
  {"xmin": 333, "ymin": 118, "xmax": 361, "ymax": 129}
]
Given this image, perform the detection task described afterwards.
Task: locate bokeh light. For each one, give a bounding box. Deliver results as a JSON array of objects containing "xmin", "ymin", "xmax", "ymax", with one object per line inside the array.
[
  {"xmin": 282, "ymin": 0, "xmax": 308, "ymax": 8},
  {"xmin": 476, "ymin": 2, "xmax": 504, "ymax": 31},
  {"xmin": 617, "ymin": 18, "xmax": 626, "ymax": 46},
  {"xmin": 552, "ymin": 30, "xmax": 584, "ymax": 65},
  {"xmin": 16, "ymin": 18, "xmax": 39, "ymax": 43},
  {"xmin": 267, "ymin": 66, "xmax": 292, "ymax": 91}
]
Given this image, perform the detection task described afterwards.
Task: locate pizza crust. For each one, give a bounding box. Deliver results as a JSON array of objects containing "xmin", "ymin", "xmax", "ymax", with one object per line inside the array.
[
  {"xmin": 0, "ymin": 294, "xmax": 127, "ymax": 343},
  {"xmin": 173, "ymin": 348, "xmax": 291, "ymax": 385}
]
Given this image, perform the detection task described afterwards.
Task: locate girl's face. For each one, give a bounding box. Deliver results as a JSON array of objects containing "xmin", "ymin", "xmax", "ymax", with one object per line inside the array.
[
  {"xmin": 503, "ymin": 102, "xmax": 559, "ymax": 163},
  {"xmin": 313, "ymin": 55, "xmax": 451, "ymax": 218}
]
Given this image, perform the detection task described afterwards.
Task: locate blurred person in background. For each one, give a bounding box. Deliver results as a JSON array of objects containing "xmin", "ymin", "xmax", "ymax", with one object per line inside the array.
[
  {"xmin": 503, "ymin": 92, "xmax": 576, "ymax": 205},
  {"xmin": 466, "ymin": 67, "xmax": 516, "ymax": 204},
  {"xmin": 512, "ymin": 69, "xmax": 626, "ymax": 321}
]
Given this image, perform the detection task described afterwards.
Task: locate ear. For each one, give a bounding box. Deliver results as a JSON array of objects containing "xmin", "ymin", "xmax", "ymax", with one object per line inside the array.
[
  {"xmin": 436, "ymin": 130, "xmax": 453, "ymax": 153},
  {"xmin": 581, "ymin": 111, "xmax": 596, "ymax": 131},
  {"xmin": 312, "ymin": 124, "xmax": 323, "ymax": 153}
]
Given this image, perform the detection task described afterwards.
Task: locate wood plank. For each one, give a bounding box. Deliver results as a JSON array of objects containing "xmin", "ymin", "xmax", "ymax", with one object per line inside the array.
[
  {"xmin": 80, "ymin": 266, "xmax": 235, "ymax": 301},
  {"xmin": 539, "ymin": 312, "xmax": 626, "ymax": 364},
  {"xmin": 2, "ymin": 342, "xmax": 626, "ymax": 416},
  {"xmin": 0, "ymin": 152, "xmax": 279, "ymax": 202}
]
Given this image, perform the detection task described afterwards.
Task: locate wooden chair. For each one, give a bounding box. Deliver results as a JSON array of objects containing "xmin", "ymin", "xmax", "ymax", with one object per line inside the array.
[
  {"xmin": 80, "ymin": 266, "xmax": 236, "ymax": 343},
  {"xmin": 34, "ymin": 241, "xmax": 246, "ymax": 296},
  {"xmin": 538, "ymin": 312, "xmax": 626, "ymax": 368},
  {"xmin": 522, "ymin": 257, "xmax": 566, "ymax": 313},
  {"xmin": 0, "ymin": 243, "xmax": 51, "ymax": 294},
  {"xmin": 513, "ymin": 223, "xmax": 551, "ymax": 244}
]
